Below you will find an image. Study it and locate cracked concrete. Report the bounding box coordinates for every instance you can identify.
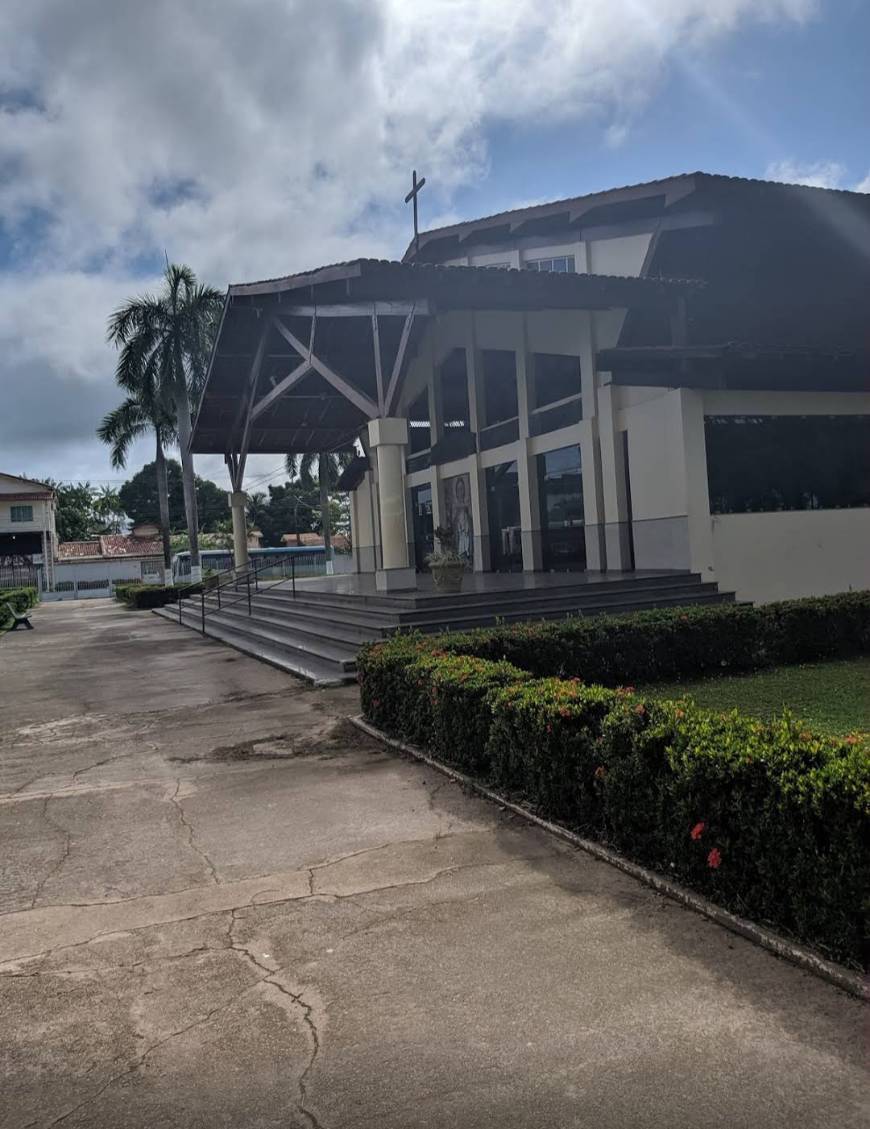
[0,599,866,1128]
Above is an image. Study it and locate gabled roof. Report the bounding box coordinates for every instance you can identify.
[406,171,870,261]
[0,471,55,493]
[193,258,693,457]
[57,535,163,561]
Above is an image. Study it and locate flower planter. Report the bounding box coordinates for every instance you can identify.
[430,562,466,593]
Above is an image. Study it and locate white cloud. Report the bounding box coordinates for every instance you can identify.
[764,159,870,192]
[0,0,817,484]
[764,159,847,189]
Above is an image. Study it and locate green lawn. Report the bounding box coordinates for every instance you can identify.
[643,657,870,737]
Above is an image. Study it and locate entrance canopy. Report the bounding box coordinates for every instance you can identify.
[192,258,696,476]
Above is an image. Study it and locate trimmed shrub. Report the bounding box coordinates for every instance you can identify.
[358,635,528,767]
[115,583,181,609]
[598,699,869,964]
[485,688,869,965]
[762,593,870,665]
[358,593,870,965]
[433,591,870,685]
[0,586,38,629]
[486,678,621,825]
[427,654,531,774]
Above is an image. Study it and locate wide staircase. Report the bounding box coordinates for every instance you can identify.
[155,571,736,686]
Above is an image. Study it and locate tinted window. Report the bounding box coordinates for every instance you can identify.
[408,390,431,454]
[705,415,870,513]
[439,348,470,433]
[481,349,518,426]
[533,354,582,409]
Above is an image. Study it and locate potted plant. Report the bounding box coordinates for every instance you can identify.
[426,526,467,592]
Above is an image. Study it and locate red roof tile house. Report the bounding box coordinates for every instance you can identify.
[52,532,165,598]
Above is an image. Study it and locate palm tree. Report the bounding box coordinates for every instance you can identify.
[285,451,354,558]
[98,355,176,577]
[93,485,124,534]
[108,263,222,579]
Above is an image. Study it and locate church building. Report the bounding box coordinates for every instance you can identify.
[192,172,869,608]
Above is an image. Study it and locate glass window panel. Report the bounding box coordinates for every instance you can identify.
[537,445,586,571]
[481,349,518,426]
[532,353,582,409]
[485,462,522,572]
[705,415,870,513]
[439,348,470,433]
[411,484,434,570]
[408,390,431,454]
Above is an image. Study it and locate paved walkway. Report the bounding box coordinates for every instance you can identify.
[0,600,865,1128]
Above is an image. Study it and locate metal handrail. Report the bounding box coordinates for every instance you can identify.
[176,553,317,634]
[176,557,263,627]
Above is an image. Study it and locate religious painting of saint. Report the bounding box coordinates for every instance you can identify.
[443,473,473,563]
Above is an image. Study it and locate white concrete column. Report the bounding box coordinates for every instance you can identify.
[518,442,543,571]
[228,491,249,570]
[369,417,415,590]
[680,389,716,579]
[598,382,632,570]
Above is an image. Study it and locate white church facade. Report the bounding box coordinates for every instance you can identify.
[193,173,870,605]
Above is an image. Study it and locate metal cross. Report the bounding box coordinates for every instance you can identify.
[404,169,426,257]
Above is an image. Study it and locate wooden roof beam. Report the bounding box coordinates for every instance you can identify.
[272,317,379,419]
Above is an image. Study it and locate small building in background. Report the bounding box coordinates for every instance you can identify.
[0,473,57,590]
[52,531,164,599]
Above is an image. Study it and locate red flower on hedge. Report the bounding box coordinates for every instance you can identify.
[690,821,705,841]
[707,847,722,869]
[634,703,646,716]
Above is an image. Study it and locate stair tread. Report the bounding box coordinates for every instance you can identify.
[176,606,358,668]
[153,608,354,685]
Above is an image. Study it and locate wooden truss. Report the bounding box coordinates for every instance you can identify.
[225,300,426,489]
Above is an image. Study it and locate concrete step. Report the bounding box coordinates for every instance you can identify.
[266,571,707,613]
[248,573,714,620]
[152,607,356,685]
[239,578,725,633]
[184,607,358,671]
[201,603,375,657]
[156,573,737,686]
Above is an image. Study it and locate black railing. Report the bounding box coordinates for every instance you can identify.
[176,552,326,634]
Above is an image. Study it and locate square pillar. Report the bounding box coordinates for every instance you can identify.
[369,417,416,591]
[228,491,249,569]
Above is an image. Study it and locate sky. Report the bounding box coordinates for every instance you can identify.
[0,0,867,494]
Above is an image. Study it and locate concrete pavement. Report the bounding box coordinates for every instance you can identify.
[0,599,866,1128]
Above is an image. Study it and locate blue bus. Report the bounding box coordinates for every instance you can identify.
[172,545,326,584]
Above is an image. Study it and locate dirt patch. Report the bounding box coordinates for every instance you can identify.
[167,717,379,764]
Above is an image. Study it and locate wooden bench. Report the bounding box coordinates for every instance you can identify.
[3,603,34,630]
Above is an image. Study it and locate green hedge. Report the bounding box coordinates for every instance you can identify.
[359,634,529,771]
[358,592,870,966]
[115,583,181,609]
[429,591,870,685]
[487,683,868,966]
[0,586,38,629]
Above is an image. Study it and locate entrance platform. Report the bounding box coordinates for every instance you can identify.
[157,569,735,686]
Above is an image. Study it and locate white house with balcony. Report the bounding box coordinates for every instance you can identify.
[0,473,57,589]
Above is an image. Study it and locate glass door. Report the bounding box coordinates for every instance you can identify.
[485,461,522,572]
[537,445,586,571]
[411,484,434,571]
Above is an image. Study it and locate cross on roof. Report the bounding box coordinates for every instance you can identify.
[404,169,426,257]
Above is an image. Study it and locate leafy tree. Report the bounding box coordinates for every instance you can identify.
[118,459,228,533]
[248,481,320,547]
[45,481,100,542]
[108,263,223,576]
